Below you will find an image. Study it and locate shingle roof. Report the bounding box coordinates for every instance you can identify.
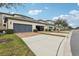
[0,12,13,16]
[0,12,34,19]
[13,14,34,19]
[0,12,54,25]
[6,17,49,25]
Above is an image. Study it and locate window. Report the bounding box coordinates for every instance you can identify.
[4,18,8,23]
[3,24,6,27]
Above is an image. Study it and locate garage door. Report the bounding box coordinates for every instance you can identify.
[13,23,32,32]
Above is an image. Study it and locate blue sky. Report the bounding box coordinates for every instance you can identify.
[0,3,79,28]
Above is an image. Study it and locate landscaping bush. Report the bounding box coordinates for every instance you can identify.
[45,29,48,31]
[6,29,14,34]
[45,29,52,32]
[49,29,51,31]
[33,29,38,32]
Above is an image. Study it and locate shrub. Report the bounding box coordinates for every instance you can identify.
[49,29,53,32]
[45,29,51,31]
[33,29,38,32]
[0,30,3,34]
[49,29,51,31]
[6,29,14,34]
[45,29,48,31]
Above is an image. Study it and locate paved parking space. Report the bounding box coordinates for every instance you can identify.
[22,34,65,56]
[16,32,39,38]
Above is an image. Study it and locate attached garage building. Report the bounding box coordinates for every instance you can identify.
[0,12,54,33]
[13,23,32,32]
[5,14,48,33]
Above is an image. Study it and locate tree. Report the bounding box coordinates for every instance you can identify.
[0,3,22,31]
[68,26,73,30]
[0,3,22,9]
[75,27,79,29]
[61,19,68,30]
[62,20,68,27]
[54,18,69,31]
[54,18,63,31]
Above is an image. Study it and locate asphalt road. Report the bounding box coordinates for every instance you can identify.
[70,30,79,56]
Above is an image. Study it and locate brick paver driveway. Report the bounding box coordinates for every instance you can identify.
[16,32,39,38]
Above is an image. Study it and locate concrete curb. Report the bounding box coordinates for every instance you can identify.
[57,31,73,56]
[63,30,72,56]
[57,37,66,56]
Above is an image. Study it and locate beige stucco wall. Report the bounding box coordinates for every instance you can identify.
[0,14,3,30]
[1,14,14,30]
[0,14,9,30]
[7,19,48,32]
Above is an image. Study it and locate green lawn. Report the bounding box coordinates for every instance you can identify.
[0,34,35,56]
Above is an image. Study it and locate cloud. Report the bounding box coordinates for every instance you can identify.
[52,10,79,27]
[53,10,79,21]
[77,3,79,6]
[69,23,74,26]
[28,9,42,15]
[69,10,79,15]
[52,16,59,20]
[69,10,79,19]
[52,14,69,20]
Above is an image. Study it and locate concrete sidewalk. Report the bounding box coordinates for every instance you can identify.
[57,31,72,56]
[63,31,72,56]
[22,34,64,56]
[39,32,68,37]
